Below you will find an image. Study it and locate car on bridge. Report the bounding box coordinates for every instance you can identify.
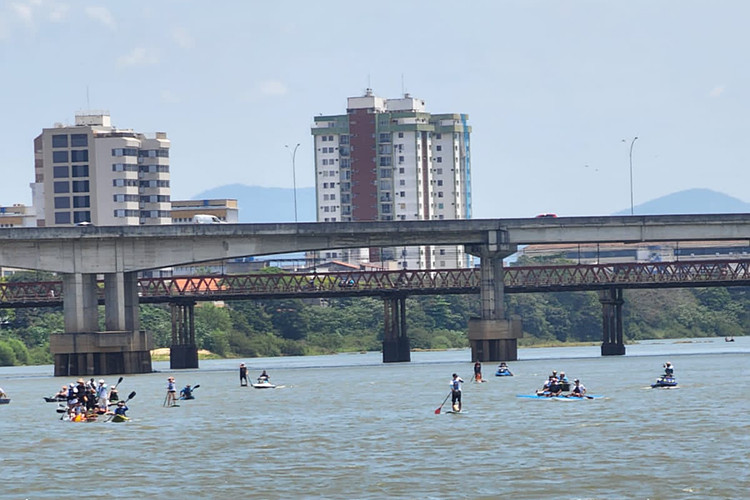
[535,213,557,218]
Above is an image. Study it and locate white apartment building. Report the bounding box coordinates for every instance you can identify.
[32,112,170,226]
[311,90,472,269]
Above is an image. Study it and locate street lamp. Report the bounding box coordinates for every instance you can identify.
[285,143,300,223]
[625,137,638,215]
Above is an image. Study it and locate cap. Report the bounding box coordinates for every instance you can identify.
[240,363,245,366]
[574,378,580,382]
[98,379,105,384]
[117,401,125,405]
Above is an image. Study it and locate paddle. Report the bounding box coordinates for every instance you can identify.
[434,392,451,414]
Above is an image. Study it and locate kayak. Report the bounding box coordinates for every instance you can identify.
[179,395,195,400]
[517,394,602,400]
[0,398,10,405]
[495,370,513,377]
[44,396,67,403]
[110,414,130,423]
[652,377,678,388]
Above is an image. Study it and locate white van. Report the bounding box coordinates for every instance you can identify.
[193,214,225,224]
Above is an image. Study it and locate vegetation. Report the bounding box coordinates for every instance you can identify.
[1,261,748,365]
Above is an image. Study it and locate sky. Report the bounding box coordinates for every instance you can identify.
[1,0,748,219]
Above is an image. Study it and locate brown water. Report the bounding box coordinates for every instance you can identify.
[1,338,748,499]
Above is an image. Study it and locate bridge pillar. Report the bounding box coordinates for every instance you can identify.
[51,272,152,376]
[170,302,199,369]
[466,237,521,362]
[599,287,626,355]
[382,295,410,362]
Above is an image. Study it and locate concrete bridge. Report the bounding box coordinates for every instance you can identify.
[1,214,748,375]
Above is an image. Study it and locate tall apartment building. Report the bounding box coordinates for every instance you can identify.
[311,90,472,269]
[32,112,170,226]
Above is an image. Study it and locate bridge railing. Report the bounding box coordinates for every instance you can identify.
[1,259,748,306]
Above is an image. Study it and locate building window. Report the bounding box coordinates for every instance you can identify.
[379,133,391,143]
[73,211,91,224]
[437,180,443,186]
[55,212,71,224]
[379,156,392,166]
[398,156,404,164]
[340,135,350,145]
[328,135,333,141]
[436,133,442,139]
[437,157,442,163]
[398,132,404,138]
[53,166,69,178]
[54,197,70,209]
[71,165,89,177]
[52,135,68,148]
[72,180,90,192]
[436,145,442,151]
[399,180,405,186]
[399,167,405,174]
[70,134,88,147]
[73,196,90,208]
[53,181,69,193]
[52,151,68,163]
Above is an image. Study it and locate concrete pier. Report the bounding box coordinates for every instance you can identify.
[600,287,626,355]
[170,302,199,369]
[382,295,410,362]
[52,271,151,376]
[466,234,522,361]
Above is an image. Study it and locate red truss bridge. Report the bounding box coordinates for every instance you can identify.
[1,259,748,307]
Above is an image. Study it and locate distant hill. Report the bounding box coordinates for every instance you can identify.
[194,185,749,222]
[613,188,750,215]
[193,184,317,223]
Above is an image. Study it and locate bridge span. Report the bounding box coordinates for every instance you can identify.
[1,214,748,376]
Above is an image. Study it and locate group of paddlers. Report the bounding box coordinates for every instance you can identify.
[536,370,587,397]
[53,377,128,421]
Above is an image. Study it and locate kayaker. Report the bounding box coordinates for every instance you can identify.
[240,363,248,387]
[258,370,270,382]
[663,362,674,377]
[165,377,178,407]
[54,385,68,399]
[180,385,194,399]
[450,373,464,412]
[569,378,587,398]
[113,401,128,417]
[497,362,512,375]
[0,387,6,398]
[109,386,119,402]
[473,361,482,382]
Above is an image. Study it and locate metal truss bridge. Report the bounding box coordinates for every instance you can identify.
[1,259,748,308]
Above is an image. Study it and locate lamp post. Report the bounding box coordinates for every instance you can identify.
[628,136,638,215]
[285,143,300,223]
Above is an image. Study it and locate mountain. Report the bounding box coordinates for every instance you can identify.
[613,188,750,215]
[193,184,317,223]
[193,185,749,222]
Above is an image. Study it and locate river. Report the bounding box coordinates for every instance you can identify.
[0,337,748,499]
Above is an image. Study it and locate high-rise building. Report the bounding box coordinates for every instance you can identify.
[311,90,472,269]
[32,112,171,227]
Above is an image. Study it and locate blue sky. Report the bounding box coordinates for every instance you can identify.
[1,0,748,218]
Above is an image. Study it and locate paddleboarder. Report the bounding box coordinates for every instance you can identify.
[165,377,178,407]
[450,373,464,412]
[663,362,674,377]
[240,363,248,387]
[473,361,483,382]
